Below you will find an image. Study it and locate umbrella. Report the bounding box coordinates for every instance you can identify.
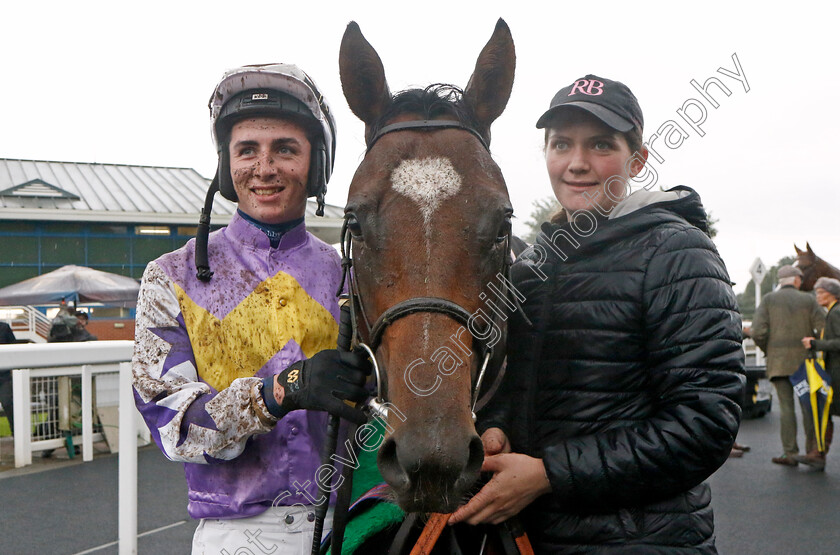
[790,352,834,452]
[0,265,140,307]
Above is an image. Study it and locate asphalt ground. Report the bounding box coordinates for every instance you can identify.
[0,443,192,555]
[1,404,838,555]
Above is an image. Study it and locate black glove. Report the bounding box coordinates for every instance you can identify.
[262,349,370,424]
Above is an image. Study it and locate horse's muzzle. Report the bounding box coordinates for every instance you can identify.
[377,430,484,513]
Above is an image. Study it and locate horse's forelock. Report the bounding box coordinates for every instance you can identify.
[366,84,482,145]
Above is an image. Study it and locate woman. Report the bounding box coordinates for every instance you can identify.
[450,75,745,553]
[800,276,840,467]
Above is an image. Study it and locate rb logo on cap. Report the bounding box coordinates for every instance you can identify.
[568,79,604,96]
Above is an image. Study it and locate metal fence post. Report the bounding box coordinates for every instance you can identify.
[118,361,137,554]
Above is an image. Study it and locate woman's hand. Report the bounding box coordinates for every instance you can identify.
[802,336,815,349]
[481,427,511,456]
[448,452,551,526]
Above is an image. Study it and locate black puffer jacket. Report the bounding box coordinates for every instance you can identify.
[481,187,745,553]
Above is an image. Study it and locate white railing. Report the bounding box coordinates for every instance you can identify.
[1,305,52,342]
[0,341,142,554]
[11,365,119,465]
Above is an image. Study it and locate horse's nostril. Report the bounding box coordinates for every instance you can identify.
[457,435,485,489]
[377,437,410,491]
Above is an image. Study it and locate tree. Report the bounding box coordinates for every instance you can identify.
[736,256,796,319]
[706,210,718,239]
[521,197,560,243]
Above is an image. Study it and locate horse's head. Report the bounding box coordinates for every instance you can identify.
[339,20,515,512]
[794,242,818,291]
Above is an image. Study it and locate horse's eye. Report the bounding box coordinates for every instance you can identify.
[346,215,363,239]
[495,215,512,245]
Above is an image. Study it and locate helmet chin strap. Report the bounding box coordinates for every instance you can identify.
[195,170,220,282]
[217,146,238,202]
[307,139,328,216]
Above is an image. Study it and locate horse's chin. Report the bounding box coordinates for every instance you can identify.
[389,474,479,514]
[393,491,463,515]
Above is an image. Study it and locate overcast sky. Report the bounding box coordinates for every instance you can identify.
[2,1,837,293]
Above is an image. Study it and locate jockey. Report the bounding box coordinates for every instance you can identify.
[132,63,370,554]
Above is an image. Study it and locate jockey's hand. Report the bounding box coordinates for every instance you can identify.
[263,349,370,424]
[481,427,511,456]
[802,336,816,349]
[448,453,551,526]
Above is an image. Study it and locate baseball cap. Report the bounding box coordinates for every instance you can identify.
[536,75,643,135]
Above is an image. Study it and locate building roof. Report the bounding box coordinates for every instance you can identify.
[0,158,344,227]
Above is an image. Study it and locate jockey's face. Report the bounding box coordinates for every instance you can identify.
[229,117,311,225]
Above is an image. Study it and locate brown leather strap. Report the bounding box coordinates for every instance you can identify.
[513,532,535,555]
[505,516,535,555]
[409,513,451,555]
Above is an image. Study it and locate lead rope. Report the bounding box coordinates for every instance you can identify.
[407,513,535,554]
[311,303,353,555]
[408,513,451,555]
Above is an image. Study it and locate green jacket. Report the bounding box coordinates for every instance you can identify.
[752,285,825,378]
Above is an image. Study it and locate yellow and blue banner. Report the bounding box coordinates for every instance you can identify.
[790,356,834,452]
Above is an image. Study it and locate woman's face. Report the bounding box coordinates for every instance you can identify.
[545,111,645,215]
[815,287,837,308]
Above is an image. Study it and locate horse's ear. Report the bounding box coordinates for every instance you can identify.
[339,21,391,127]
[806,242,814,254]
[794,243,803,255]
[463,18,516,135]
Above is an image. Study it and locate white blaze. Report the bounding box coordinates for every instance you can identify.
[391,158,462,225]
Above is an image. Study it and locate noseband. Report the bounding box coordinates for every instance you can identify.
[338,118,508,420]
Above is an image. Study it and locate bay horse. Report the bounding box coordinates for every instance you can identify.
[338,19,515,515]
[794,243,840,291]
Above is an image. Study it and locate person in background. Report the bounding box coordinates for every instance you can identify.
[47,304,78,343]
[799,276,840,468]
[752,265,826,466]
[0,321,17,435]
[0,321,13,344]
[72,311,97,341]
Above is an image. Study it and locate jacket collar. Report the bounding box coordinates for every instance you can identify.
[536,186,706,263]
[225,211,307,251]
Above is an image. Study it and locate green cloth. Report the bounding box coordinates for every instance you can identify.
[327,420,405,554]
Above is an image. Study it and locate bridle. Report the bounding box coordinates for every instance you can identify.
[367,119,490,152]
[337,118,512,420]
[338,222,505,421]
[317,118,523,555]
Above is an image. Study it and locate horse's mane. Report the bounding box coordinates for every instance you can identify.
[366,84,483,145]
